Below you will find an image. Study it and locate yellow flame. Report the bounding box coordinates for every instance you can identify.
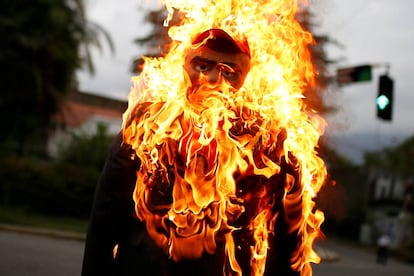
[123,0,327,275]
[112,244,119,259]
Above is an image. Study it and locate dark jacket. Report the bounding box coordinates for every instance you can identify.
[81,133,300,276]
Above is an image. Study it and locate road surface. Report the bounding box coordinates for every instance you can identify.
[0,229,413,275]
[0,230,83,276]
[313,238,414,276]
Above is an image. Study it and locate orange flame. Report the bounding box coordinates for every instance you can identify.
[122,0,326,275]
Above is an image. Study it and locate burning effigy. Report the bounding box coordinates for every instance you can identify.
[122,0,327,275]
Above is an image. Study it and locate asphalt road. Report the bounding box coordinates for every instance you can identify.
[0,230,83,276]
[0,229,413,276]
[313,238,414,276]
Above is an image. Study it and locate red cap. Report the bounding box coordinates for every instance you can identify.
[192,29,250,58]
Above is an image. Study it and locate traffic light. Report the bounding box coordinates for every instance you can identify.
[376,75,393,121]
[337,65,372,84]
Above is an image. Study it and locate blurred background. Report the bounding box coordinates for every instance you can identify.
[0,0,413,265]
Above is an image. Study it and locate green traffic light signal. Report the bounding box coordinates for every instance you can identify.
[376,75,393,121]
[376,95,390,110]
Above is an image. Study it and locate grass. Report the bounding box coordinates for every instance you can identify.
[0,206,88,234]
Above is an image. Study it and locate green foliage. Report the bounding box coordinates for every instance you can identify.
[363,135,414,174]
[1,1,79,146]
[0,157,98,218]
[0,206,88,234]
[0,0,113,156]
[0,124,115,218]
[57,123,115,171]
[316,139,371,237]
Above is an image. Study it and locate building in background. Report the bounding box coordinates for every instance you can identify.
[48,91,127,157]
[361,168,413,252]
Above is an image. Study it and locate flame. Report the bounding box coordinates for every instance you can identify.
[122,0,327,275]
[112,244,119,259]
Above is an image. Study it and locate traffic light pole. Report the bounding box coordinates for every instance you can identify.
[336,62,394,122]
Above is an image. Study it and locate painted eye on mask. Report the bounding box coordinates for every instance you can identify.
[217,63,241,82]
[192,59,214,73]
[189,57,242,84]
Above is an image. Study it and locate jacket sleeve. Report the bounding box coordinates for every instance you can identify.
[81,132,141,276]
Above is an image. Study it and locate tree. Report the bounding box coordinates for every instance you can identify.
[57,123,115,171]
[131,7,180,73]
[363,135,414,175]
[295,5,340,114]
[0,0,114,156]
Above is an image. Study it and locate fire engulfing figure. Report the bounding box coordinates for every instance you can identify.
[122,0,327,275]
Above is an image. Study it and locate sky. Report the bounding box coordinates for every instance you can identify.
[77,0,414,164]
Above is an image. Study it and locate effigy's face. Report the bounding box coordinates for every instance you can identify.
[183,46,250,90]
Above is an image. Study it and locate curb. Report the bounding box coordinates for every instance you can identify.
[314,244,341,262]
[0,223,86,241]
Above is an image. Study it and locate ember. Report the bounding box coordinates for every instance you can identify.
[122,0,327,275]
